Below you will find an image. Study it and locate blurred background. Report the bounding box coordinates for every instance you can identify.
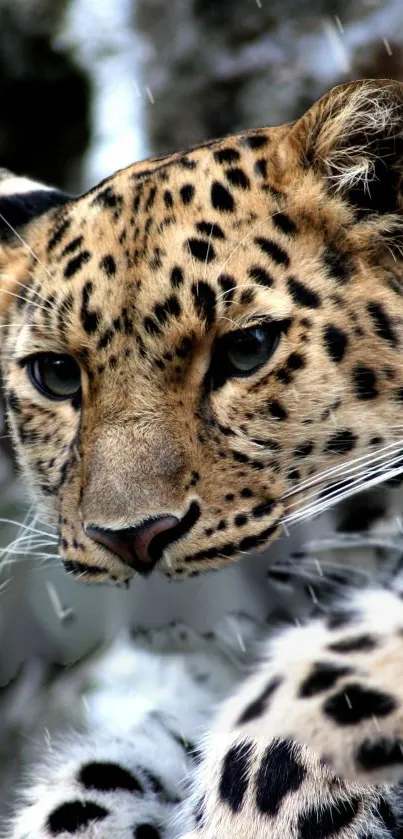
[0,0,402,821]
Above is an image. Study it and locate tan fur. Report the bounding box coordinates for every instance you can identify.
[1,79,403,586]
[4,78,403,839]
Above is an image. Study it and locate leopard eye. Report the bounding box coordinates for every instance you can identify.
[209,322,282,390]
[27,354,81,401]
[225,325,279,375]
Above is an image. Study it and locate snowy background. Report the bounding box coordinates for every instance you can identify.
[0,0,402,818]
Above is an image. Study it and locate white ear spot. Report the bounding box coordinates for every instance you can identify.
[0,169,53,197]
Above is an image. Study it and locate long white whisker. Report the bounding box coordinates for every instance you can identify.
[0,288,50,313]
[0,271,51,305]
[1,551,58,562]
[285,448,403,514]
[284,459,403,525]
[283,438,403,500]
[0,517,57,538]
[1,534,58,551]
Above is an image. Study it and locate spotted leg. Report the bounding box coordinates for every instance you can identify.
[182,586,403,838]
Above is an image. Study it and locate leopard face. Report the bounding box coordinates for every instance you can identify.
[1,79,403,585]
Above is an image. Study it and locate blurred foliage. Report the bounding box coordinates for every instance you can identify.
[0,0,90,191]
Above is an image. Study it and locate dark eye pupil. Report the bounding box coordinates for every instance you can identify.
[29,354,81,400]
[227,326,276,373]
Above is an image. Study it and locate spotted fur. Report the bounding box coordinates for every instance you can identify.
[1,80,403,584]
[4,79,403,839]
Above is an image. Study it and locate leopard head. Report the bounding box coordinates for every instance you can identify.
[1,79,403,585]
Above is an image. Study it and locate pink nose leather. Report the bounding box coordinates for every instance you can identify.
[86,515,180,575]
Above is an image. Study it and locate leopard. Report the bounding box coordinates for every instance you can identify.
[4,78,403,838]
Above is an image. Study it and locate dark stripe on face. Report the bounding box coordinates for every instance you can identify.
[287,277,320,308]
[255,237,290,267]
[64,251,91,279]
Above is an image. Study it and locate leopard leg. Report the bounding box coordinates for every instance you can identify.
[211,586,403,786]
[181,586,403,838]
[182,736,402,839]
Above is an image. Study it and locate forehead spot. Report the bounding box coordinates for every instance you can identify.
[91,186,122,210]
[225,168,250,190]
[352,365,378,400]
[218,274,236,305]
[254,237,289,267]
[248,266,274,288]
[191,282,216,328]
[180,184,195,205]
[242,134,269,149]
[287,277,321,309]
[99,255,116,277]
[47,217,71,252]
[211,181,235,213]
[81,281,99,334]
[64,251,91,280]
[272,213,297,236]
[170,266,184,287]
[186,238,216,263]
[60,236,84,258]
[195,221,225,240]
[323,324,348,363]
[163,190,173,208]
[214,148,240,165]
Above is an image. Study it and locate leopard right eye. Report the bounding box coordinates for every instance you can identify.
[25,353,82,402]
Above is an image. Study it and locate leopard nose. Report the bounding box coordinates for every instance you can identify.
[85,515,180,576]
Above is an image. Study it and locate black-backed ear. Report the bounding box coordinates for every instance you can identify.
[291,79,403,215]
[0,168,70,242]
[0,170,70,317]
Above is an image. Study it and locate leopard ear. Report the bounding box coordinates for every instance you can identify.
[0,168,69,242]
[0,169,69,315]
[291,79,403,215]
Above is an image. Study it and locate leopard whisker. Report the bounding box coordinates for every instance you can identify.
[283,456,403,525]
[1,534,58,551]
[284,446,403,513]
[283,437,403,500]
[0,271,51,305]
[269,558,373,584]
[0,516,58,539]
[0,288,50,313]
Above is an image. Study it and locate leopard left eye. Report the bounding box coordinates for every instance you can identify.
[25,353,82,402]
[225,325,279,374]
[209,323,281,389]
